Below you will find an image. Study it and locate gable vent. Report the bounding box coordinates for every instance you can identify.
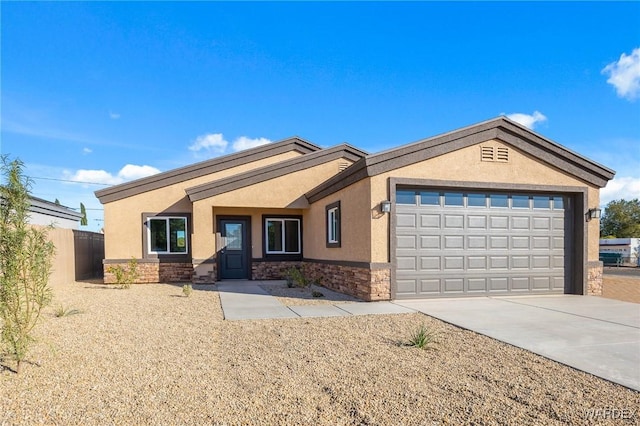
[496,147,509,162]
[481,146,509,163]
[481,146,494,162]
[338,162,349,172]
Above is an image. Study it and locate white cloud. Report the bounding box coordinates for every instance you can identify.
[602,47,640,101]
[189,133,228,153]
[109,111,121,119]
[601,176,640,206]
[65,164,161,186]
[505,111,547,129]
[232,136,272,152]
[82,147,92,154]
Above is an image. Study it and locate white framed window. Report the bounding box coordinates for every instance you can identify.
[328,207,338,243]
[147,216,188,254]
[265,218,301,254]
[325,201,341,247]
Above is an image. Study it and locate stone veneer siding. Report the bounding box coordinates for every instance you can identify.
[192,262,217,284]
[103,261,193,284]
[251,259,391,301]
[586,260,603,296]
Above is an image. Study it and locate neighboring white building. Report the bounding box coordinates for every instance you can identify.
[599,238,640,265]
[27,197,83,229]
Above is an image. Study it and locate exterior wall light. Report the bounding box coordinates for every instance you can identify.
[380,200,392,213]
[586,208,602,221]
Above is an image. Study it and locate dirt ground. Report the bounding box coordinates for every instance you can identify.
[0,281,638,425]
[602,268,640,304]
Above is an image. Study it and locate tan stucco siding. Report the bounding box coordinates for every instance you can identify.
[304,178,372,263]
[103,150,302,259]
[369,139,601,263]
[201,159,352,209]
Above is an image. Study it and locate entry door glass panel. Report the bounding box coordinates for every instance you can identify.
[225,223,243,250]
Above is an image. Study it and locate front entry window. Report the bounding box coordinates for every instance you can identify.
[148,217,187,254]
[265,218,300,254]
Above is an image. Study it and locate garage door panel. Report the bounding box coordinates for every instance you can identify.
[420,279,440,293]
[552,276,564,290]
[397,257,417,271]
[420,256,440,270]
[532,236,551,249]
[444,256,464,270]
[397,235,417,249]
[553,255,564,268]
[532,276,551,290]
[490,216,509,229]
[468,278,487,292]
[443,278,464,293]
[511,216,530,230]
[395,190,567,299]
[396,279,417,295]
[532,255,550,269]
[490,256,509,269]
[421,235,440,249]
[512,277,530,290]
[420,214,440,228]
[444,215,464,228]
[468,215,487,229]
[512,256,530,269]
[467,235,487,249]
[467,256,487,270]
[444,235,464,249]
[397,213,417,228]
[533,217,551,230]
[489,236,508,249]
[553,237,564,249]
[552,217,564,230]
[489,277,508,291]
[512,236,530,249]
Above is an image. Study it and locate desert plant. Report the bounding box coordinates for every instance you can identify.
[182,284,193,297]
[312,290,324,298]
[107,258,139,289]
[0,156,55,374]
[284,267,308,288]
[407,324,437,350]
[54,305,81,318]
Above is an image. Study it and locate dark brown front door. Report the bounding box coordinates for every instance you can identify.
[218,217,250,279]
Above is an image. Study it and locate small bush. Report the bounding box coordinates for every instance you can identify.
[284,267,308,288]
[312,291,324,298]
[407,324,437,350]
[182,284,193,297]
[107,258,139,289]
[54,305,81,318]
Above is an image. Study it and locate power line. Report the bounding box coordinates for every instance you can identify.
[28,176,112,186]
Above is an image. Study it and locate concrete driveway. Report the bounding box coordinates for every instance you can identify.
[394,295,640,391]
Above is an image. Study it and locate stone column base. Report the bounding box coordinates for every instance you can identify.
[586,261,603,295]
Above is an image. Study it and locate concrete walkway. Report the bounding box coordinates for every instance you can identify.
[216,280,415,320]
[395,295,640,391]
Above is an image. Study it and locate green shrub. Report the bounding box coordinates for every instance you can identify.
[312,290,324,298]
[54,305,81,318]
[284,267,308,288]
[107,258,139,289]
[407,324,437,350]
[0,156,55,374]
[182,284,193,297]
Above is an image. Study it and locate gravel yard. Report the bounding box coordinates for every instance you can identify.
[1,281,638,425]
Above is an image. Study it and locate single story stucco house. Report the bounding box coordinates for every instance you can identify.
[95,117,614,300]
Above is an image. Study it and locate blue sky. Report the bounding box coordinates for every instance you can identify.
[2,2,639,232]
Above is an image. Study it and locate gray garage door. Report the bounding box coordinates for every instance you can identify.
[395,190,568,298]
